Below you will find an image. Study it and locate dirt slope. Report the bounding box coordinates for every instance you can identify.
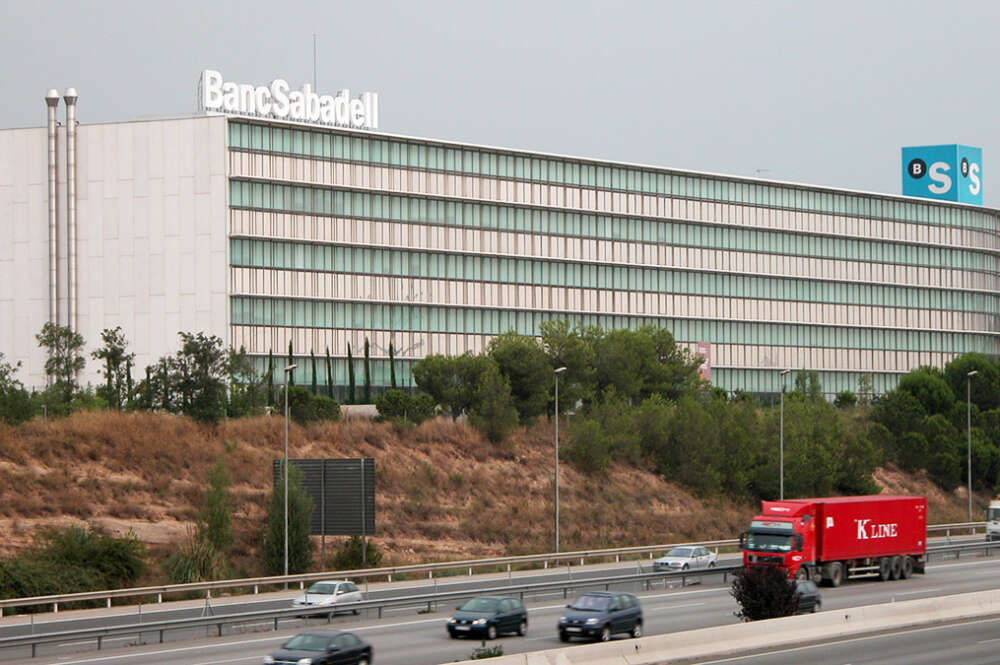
[0,411,978,577]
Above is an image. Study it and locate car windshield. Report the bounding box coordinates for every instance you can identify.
[744,532,793,552]
[459,598,499,612]
[569,595,611,611]
[282,634,332,651]
[306,583,338,595]
[989,507,1000,521]
[667,548,693,558]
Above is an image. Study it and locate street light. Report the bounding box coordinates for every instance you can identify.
[967,370,979,521]
[553,366,567,554]
[779,369,791,501]
[283,363,298,579]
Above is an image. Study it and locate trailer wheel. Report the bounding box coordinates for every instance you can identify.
[889,556,902,580]
[878,557,892,581]
[827,562,843,587]
[900,556,914,579]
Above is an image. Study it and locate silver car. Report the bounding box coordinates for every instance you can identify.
[291,580,364,615]
[653,546,717,571]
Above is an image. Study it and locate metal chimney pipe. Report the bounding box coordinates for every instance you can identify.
[63,88,78,334]
[45,90,60,329]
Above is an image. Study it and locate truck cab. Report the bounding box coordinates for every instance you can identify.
[987,499,1000,541]
[740,501,817,581]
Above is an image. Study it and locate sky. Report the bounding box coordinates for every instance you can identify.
[2,0,998,205]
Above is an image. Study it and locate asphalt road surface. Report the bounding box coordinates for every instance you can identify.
[689,616,1000,665]
[4,549,999,665]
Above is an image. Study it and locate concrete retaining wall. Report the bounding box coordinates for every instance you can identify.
[450,588,1000,665]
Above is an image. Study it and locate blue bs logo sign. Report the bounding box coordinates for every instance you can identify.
[902,144,982,205]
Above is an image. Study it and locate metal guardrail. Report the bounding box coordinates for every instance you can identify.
[1,538,996,659]
[0,522,984,616]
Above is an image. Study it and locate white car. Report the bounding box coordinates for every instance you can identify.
[652,546,717,571]
[291,580,364,615]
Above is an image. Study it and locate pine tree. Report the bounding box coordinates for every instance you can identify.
[261,464,314,575]
[287,340,295,387]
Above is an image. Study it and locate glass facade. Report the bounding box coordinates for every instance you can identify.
[225,120,1000,398]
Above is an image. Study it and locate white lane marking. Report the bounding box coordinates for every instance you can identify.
[645,601,707,612]
[690,616,1000,664]
[892,588,942,596]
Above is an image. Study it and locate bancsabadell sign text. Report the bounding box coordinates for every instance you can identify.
[198,69,379,130]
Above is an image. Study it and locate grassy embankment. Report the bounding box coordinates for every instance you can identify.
[0,411,980,582]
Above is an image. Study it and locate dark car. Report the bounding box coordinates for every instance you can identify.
[794,580,822,613]
[447,596,527,639]
[263,631,372,665]
[558,592,643,642]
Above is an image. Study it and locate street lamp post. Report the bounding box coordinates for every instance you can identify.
[554,366,567,554]
[967,370,978,522]
[779,369,791,501]
[283,363,298,579]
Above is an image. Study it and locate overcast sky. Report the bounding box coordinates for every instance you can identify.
[3,0,997,205]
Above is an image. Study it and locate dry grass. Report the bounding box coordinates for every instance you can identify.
[0,411,966,579]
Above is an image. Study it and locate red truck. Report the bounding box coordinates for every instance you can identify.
[740,495,927,587]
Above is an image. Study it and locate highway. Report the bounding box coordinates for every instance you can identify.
[3,548,1000,665]
[691,616,1000,665]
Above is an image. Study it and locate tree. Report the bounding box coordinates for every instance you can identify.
[262,464,315,575]
[287,341,295,387]
[563,419,613,473]
[36,322,85,399]
[834,391,858,409]
[0,353,34,425]
[310,349,318,395]
[171,332,229,423]
[325,347,334,398]
[731,565,799,621]
[487,332,551,423]
[363,338,372,403]
[413,353,494,420]
[91,327,134,410]
[226,345,264,417]
[347,343,356,404]
[539,319,595,410]
[944,353,1000,412]
[197,457,233,555]
[468,362,519,444]
[793,371,823,402]
[857,373,874,406]
[375,389,436,424]
[389,342,397,389]
[266,349,275,407]
[896,366,955,416]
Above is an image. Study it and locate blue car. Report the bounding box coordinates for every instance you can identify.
[558,592,643,642]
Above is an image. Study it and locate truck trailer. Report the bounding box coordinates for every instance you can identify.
[739,495,927,587]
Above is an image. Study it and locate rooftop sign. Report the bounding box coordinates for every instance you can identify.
[902,144,982,205]
[198,69,379,130]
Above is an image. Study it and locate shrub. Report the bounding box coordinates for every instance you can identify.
[261,465,314,575]
[834,391,857,409]
[284,386,341,424]
[731,565,799,621]
[164,530,229,583]
[563,419,613,473]
[470,641,504,659]
[375,390,436,424]
[330,535,383,570]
